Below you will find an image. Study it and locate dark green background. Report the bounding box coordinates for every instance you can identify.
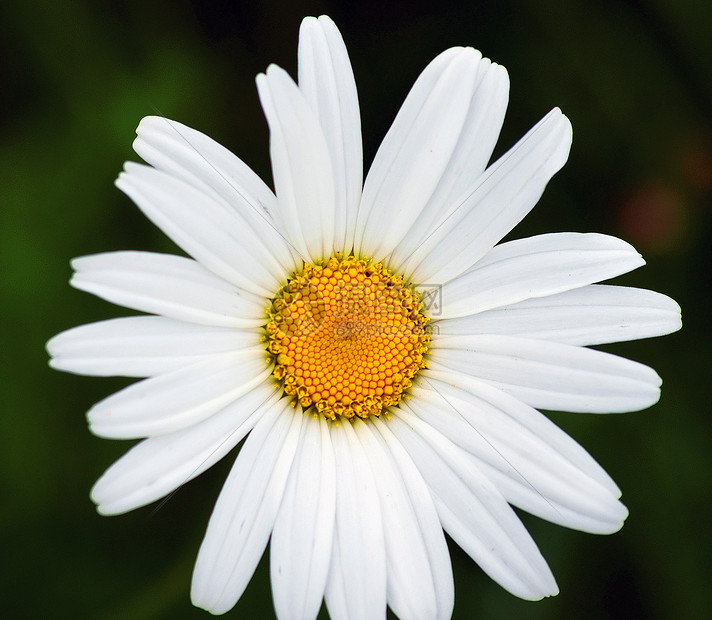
[2,1,709,618]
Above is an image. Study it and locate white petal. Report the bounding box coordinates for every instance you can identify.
[435,284,682,346]
[325,421,387,620]
[116,162,287,296]
[322,533,349,620]
[428,335,662,413]
[298,15,362,253]
[408,377,627,533]
[47,316,261,377]
[352,420,437,620]
[389,405,558,600]
[133,116,300,276]
[271,414,335,620]
[389,58,509,271]
[435,233,644,320]
[257,64,335,262]
[71,251,266,328]
[90,383,279,515]
[355,48,481,262]
[191,401,302,615]
[87,349,272,439]
[133,116,279,224]
[403,108,572,283]
[367,417,455,620]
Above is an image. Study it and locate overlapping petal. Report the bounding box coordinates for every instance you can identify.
[257,64,335,263]
[191,401,302,615]
[87,349,272,439]
[71,251,266,328]
[434,232,645,319]
[369,417,455,620]
[47,316,261,377]
[116,162,288,296]
[354,47,483,261]
[131,116,299,274]
[271,414,336,620]
[436,284,682,345]
[389,404,558,600]
[401,108,572,283]
[428,335,662,413]
[91,383,279,515]
[408,377,627,533]
[325,420,387,620]
[389,58,509,271]
[298,15,362,253]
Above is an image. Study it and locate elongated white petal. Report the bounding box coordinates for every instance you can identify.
[325,421,386,620]
[355,47,482,261]
[404,108,572,283]
[257,64,335,262]
[389,58,509,271]
[47,316,261,377]
[428,335,662,413]
[389,405,558,600]
[87,349,272,439]
[71,251,266,328]
[191,401,303,615]
[408,377,627,533]
[91,383,279,515]
[117,162,286,296]
[435,233,644,319]
[271,414,335,620]
[298,15,362,253]
[133,117,301,274]
[353,419,438,620]
[368,417,455,620]
[133,116,279,224]
[435,284,682,346]
[322,533,349,620]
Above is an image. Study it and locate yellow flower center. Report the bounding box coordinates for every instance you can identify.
[266,255,430,419]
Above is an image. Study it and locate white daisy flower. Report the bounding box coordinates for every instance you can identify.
[47,14,681,620]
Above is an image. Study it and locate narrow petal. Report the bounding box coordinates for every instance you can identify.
[325,421,387,620]
[47,316,261,377]
[90,383,279,515]
[434,233,644,320]
[389,58,509,271]
[270,414,335,620]
[322,534,349,620]
[428,335,662,413]
[408,377,627,533]
[367,417,455,620]
[116,162,288,296]
[355,47,482,261]
[133,116,279,224]
[256,64,335,262]
[435,284,682,346]
[133,116,300,275]
[191,400,302,615]
[389,405,558,600]
[353,419,438,620]
[71,251,266,328]
[87,349,272,439]
[298,15,362,253]
[403,108,572,283]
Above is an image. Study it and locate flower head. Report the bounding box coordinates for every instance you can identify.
[48,15,681,619]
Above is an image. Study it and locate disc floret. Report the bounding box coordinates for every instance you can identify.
[266,254,429,419]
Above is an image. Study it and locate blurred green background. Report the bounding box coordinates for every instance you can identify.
[1,0,710,618]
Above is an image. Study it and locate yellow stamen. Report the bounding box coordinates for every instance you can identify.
[265,254,429,419]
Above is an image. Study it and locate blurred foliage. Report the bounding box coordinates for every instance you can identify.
[1,0,710,618]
